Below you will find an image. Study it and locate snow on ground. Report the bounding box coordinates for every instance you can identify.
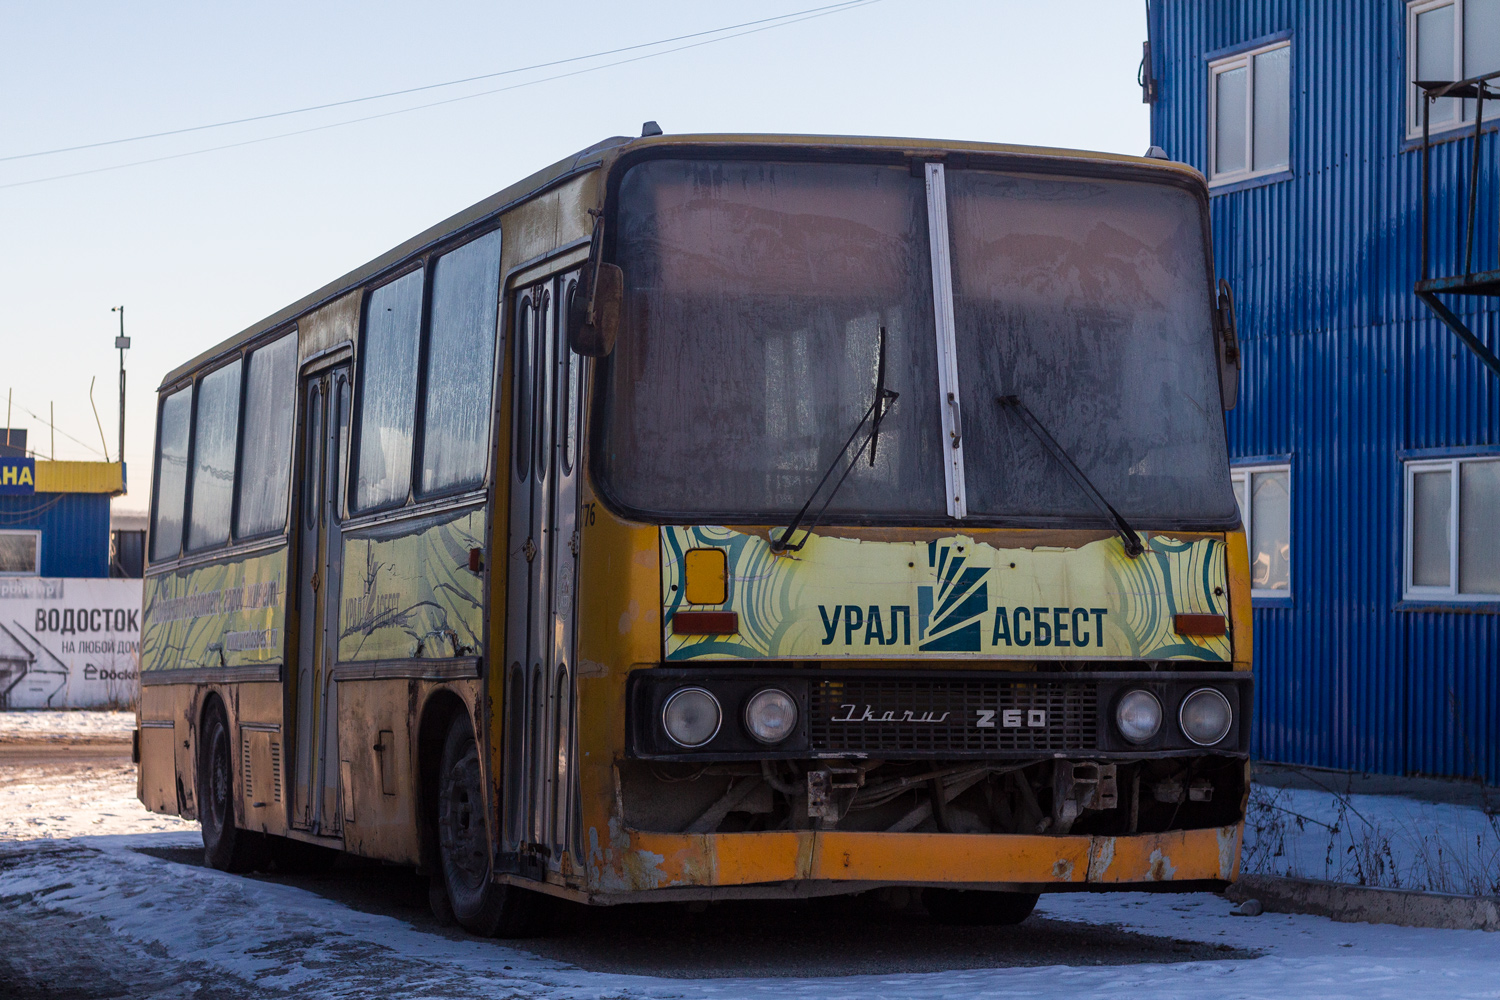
[2,715,1497,998]
[2,833,1498,1000]
[0,709,194,841]
[0,758,197,840]
[0,708,136,740]
[1244,783,1500,895]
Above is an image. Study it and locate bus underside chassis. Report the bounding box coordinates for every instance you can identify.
[618,755,1247,837]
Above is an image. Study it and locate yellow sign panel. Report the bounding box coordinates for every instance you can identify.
[34,461,124,495]
[662,526,1229,661]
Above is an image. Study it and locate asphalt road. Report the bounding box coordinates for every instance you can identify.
[0,739,130,769]
[1,895,235,1000]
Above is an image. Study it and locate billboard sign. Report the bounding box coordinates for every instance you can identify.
[0,578,143,709]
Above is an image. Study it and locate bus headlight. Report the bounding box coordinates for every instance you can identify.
[1179,688,1233,746]
[744,688,798,744]
[1115,689,1162,744]
[661,687,721,748]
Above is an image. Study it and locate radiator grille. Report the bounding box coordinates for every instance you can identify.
[810,677,1099,754]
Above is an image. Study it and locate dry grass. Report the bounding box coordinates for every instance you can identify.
[1243,781,1500,896]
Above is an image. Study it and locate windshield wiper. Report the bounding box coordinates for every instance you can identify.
[770,328,899,553]
[996,395,1146,558]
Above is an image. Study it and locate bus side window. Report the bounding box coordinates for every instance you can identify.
[236,331,297,538]
[552,666,571,848]
[514,295,534,483]
[334,372,350,522]
[150,387,193,562]
[534,288,551,485]
[504,666,526,845]
[421,229,501,495]
[304,382,323,522]
[186,359,242,552]
[354,268,424,512]
[561,278,579,476]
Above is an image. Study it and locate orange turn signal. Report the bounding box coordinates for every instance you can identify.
[683,548,728,605]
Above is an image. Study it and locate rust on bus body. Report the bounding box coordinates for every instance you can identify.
[584,825,1241,894]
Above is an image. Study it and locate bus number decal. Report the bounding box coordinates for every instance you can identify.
[975,708,1048,728]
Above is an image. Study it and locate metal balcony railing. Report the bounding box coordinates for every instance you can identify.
[1415,70,1500,377]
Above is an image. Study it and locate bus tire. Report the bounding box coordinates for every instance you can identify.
[437,716,537,937]
[198,704,266,873]
[923,888,1039,926]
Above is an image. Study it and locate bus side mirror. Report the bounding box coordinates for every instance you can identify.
[1216,279,1240,410]
[568,263,622,358]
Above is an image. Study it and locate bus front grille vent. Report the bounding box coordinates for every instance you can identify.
[809,678,1098,754]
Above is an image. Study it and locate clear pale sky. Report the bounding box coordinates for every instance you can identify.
[0,0,1150,514]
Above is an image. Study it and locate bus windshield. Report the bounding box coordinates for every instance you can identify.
[601,157,1237,528]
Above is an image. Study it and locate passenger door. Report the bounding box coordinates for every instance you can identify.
[502,271,583,873]
[291,365,351,836]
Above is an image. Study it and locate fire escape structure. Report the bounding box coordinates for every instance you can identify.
[1415,71,1500,376]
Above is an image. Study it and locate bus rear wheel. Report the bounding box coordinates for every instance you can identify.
[198,703,266,872]
[437,715,537,937]
[923,888,1039,926]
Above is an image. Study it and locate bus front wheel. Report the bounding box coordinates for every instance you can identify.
[923,888,1039,926]
[437,716,537,937]
[198,703,266,872]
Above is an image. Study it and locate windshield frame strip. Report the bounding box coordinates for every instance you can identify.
[924,162,967,518]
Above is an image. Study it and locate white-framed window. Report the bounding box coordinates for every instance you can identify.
[1407,0,1500,139]
[1231,464,1291,596]
[1208,40,1291,184]
[0,530,41,576]
[1404,456,1500,600]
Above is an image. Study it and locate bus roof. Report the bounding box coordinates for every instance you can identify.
[158,133,1204,391]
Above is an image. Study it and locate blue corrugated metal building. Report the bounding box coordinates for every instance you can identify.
[0,493,112,578]
[0,433,129,579]
[1146,0,1500,781]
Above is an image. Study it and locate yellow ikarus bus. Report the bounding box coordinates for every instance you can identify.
[137,131,1250,934]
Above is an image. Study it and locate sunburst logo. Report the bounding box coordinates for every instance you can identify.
[916,541,990,652]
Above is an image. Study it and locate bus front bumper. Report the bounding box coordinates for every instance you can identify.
[583,823,1242,896]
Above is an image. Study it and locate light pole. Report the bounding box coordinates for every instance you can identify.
[111,306,129,470]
